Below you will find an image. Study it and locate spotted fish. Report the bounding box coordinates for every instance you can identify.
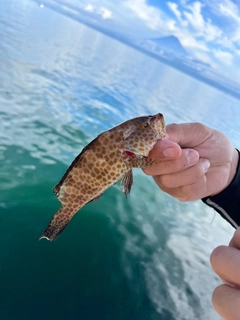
[40,113,166,241]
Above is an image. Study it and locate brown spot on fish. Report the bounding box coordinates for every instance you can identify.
[39,113,166,241]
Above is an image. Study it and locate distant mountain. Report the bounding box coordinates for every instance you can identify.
[149,36,187,56]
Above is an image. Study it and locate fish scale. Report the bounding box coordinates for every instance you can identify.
[40,113,166,241]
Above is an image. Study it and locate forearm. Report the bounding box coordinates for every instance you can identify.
[202,150,240,229]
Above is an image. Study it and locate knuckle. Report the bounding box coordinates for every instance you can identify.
[142,167,152,176]
[180,184,192,197]
[173,152,189,170]
[156,180,169,193]
[194,122,206,129]
[175,184,194,202]
[158,175,171,188]
[167,123,179,134]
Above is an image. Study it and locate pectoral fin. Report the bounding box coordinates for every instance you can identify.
[121,170,133,197]
[129,155,161,168]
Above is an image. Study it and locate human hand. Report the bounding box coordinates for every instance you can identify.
[144,123,239,201]
[210,227,240,319]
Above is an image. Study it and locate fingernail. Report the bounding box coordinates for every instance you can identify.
[188,150,199,165]
[201,158,210,172]
[163,147,177,158]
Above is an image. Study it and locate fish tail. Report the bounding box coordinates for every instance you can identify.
[39,206,76,241]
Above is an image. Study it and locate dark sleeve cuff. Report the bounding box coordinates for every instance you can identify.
[202,149,240,229]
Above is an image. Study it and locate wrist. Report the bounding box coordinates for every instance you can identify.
[209,149,239,197]
[202,149,240,229]
[228,149,240,189]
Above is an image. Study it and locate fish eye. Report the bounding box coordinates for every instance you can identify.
[141,122,149,129]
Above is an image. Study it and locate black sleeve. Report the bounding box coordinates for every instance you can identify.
[202,150,240,229]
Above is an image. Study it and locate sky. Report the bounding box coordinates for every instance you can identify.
[73,0,240,81]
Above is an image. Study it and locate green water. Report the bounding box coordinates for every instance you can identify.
[1,1,240,319]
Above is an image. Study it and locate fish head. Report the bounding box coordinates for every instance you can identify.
[121,113,166,156]
[148,113,166,139]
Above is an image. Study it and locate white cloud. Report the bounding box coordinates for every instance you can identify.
[205,0,240,43]
[124,0,210,56]
[167,2,188,27]
[168,2,182,21]
[83,4,112,20]
[213,49,233,65]
[219,2,240,21]
[179,34,208,51]
[123,0,167,31]
[183,2,205,30]
[182,2,222,42]
[99,7,112,19]
[191,50,215,66]
[168,1,222,43]
[84,4,94,12]
[123,0,240,69]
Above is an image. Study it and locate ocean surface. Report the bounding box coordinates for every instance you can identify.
[1,1,240,319]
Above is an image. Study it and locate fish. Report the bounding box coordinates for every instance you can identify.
[39,113,166,241]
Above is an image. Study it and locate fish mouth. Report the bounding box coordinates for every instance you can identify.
[150,113,166,137]
[151,113,164,122]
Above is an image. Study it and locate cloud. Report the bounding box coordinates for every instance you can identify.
[219,1,240,42]
[129,0,240,67]
[124,0,212,62]
[84,4,94,12]
[179,34,208,51]
[99,7,112,19]
[219,1,240,21]
[169,2,223,42]
[191,50,215,66]
[213,49,233,65]
[183,2,205,30]
[168,2,182,21]
[69,0,240,73]
[124,0,170,31]
[83,3,112,20]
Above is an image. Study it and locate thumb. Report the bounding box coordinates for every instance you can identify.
[166,123,213,148]
[149,138,182,160]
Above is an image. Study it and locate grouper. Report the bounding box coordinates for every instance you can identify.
[40,113,166,241]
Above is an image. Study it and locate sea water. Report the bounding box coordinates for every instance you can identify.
[1,1,240,319]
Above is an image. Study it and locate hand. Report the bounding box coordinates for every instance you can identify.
[144,123,239,201]
[210,227,240,319]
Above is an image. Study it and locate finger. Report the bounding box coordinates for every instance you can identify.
[229,227,240,249]
[154,175,208,201]
[212,284,240,320]
[166,123,213,148]
[154,158,210,189]
[148,139,182,159]
[144,148,199,176]
[210,245,240,286]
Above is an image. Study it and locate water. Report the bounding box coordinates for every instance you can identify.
[1,1,240,319]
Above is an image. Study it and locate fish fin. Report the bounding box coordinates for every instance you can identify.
[121,170,133,197]
[39,207,75,241]
[129,155,161,168]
